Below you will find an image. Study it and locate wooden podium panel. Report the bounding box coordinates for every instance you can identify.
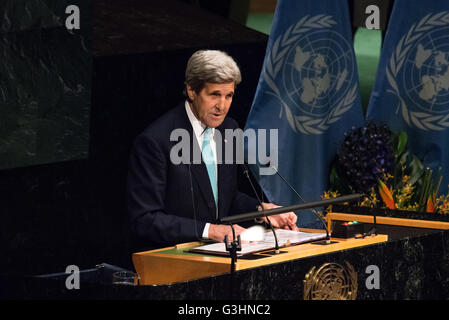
[132,230,388,285]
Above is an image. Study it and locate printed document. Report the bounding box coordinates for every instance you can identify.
[189,229,327,256]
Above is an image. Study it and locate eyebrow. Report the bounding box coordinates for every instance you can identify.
[210,90,234,95]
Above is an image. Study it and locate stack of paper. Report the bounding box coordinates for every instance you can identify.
[189,229,327,256]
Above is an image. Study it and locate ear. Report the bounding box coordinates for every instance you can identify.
[186,84,196,101]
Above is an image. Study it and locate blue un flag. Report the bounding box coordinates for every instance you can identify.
[366,0,449,195]
[244,0,364,227]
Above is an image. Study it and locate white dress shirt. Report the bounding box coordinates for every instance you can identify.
[185,101,218,239]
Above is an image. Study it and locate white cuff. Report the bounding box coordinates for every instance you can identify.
[202,223,210,239]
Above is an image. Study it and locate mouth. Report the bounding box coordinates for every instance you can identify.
[211,113,223,119]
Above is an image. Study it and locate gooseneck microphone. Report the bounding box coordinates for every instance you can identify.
[268,164,332,245]
[242,164,280,254]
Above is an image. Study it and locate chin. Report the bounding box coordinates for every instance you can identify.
[207,119,225,128]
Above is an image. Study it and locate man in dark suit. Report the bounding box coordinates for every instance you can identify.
[127,50,297,248]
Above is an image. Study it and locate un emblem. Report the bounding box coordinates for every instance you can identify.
[263,15,358,135]
[386,11,449,131]
[303,262,358,300]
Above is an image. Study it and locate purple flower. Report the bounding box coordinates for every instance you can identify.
[335,122,394,195]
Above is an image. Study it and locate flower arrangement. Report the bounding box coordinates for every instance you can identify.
[324,122,449,215]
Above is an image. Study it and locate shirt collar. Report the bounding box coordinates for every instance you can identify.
[185,100,215,139]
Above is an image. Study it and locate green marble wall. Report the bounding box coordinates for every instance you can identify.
[0,0,91,170]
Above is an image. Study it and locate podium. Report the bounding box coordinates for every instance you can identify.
[4,212,449,299]
[132,228,388,285]
[127,212,449,300]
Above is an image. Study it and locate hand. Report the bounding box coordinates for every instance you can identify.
[260,202,298,231]
[208,224,246,243]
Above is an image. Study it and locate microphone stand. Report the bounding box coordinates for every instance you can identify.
[243,165,281,254]
[270,165,333,245]
[224,224,241,275]
[224,224,241,299]
[221,194,365,224]
[265,217,280,254]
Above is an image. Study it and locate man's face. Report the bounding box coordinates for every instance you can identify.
[187,82,235,128]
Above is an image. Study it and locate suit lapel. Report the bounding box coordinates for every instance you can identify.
[175,104,217,220]
[216,123,230,221]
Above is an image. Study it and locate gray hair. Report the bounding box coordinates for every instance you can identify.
[184,50,241,98]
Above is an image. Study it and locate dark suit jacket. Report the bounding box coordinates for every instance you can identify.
[127,103,259,248]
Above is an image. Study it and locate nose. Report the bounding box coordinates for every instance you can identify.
[216,96,226,111]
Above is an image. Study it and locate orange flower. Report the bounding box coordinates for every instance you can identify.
[378,180,395,209]
[426,193,436,213]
